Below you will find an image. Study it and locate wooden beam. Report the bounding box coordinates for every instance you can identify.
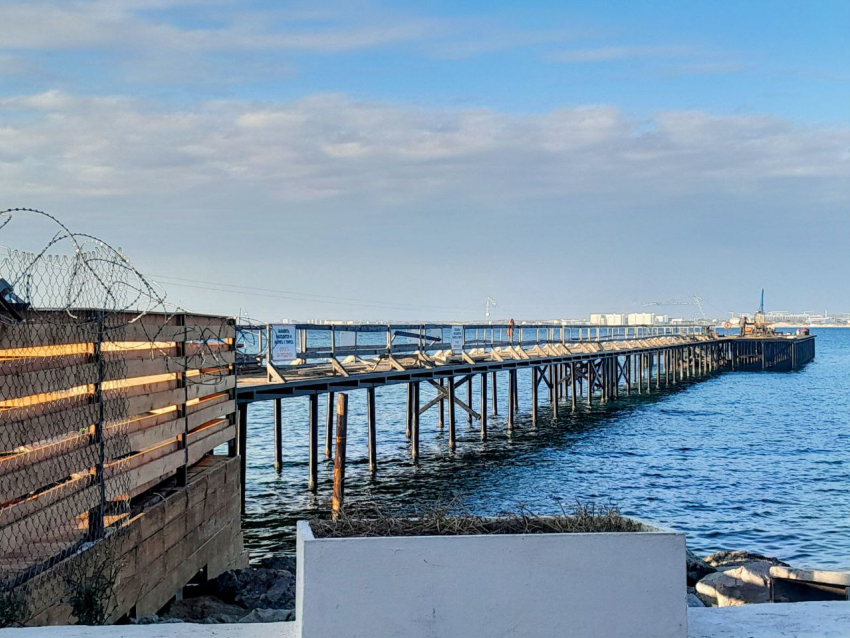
[331,393,348,519]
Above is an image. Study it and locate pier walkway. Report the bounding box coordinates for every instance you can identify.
[233,322,815,497]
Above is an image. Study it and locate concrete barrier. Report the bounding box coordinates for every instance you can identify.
[295,519,687,638]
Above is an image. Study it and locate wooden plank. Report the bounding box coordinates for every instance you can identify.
[187,399,235,431]
[0,362,98,402]
[0,474,89,529]
[0,441,97,504]
[0,483,99,555]
[0,402,97,450]
[187,421,234,465]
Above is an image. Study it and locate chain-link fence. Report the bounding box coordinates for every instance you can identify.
[0,209,237,626]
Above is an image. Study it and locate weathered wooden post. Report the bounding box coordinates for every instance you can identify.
[491,371,498,415]
[467,378,473,425]
[480,372,488,440]
[406,383,413,438]
[367,386,377,474]
[438,378,445,429]
[273,398,283,471]
[331,393,348,519]
[238,405,248,513]
[308,393,319,492]
[570,361,577,411]
[324,392,335,459]
[412,381,420,460]
[448,376,457,450]
[531,367,538,425]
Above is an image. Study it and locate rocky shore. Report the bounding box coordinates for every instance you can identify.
[131,557,296,625]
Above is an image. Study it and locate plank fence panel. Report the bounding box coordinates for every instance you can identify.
[0,310,237,586]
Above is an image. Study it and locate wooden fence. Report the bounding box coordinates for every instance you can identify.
[0,310,237,588]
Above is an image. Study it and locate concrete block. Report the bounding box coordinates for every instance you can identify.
[296,519,688,638]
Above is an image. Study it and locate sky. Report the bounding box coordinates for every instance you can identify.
[0,0,848,321]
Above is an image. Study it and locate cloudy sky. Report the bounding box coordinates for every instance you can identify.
[0,0,847,321]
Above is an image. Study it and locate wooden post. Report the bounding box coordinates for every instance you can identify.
[570,362,577,411]
[324,392,335,459]
[467,377,473,425]
[308,394,319,493]
[412,381,420,460]
[406,383,413,438]
[448,377,457,450]
[238,405,248,513]
[331,393,348,519]
[367,386,377,474]
[438,378,445,429]
[491,371,498,415]
[507,370,515,431]
[531,367,538,425]
[587,361,593,406]
[480,372,488,440]
[656,351,661,388]
[273,398,283,471]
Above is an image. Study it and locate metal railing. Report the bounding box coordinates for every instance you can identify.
[235,322,710,372]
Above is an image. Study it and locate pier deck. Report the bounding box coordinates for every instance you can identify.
[233,323,815,499]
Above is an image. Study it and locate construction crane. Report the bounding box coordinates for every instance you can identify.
[643,296,706,321]
[740,289,774,336]
[485,297,497,318]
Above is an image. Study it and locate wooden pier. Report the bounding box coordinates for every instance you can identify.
[234,323,815,500]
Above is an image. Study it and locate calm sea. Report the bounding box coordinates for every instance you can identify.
[241,328,849,569]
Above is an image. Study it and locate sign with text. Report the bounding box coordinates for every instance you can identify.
[270,324,298,363]
[335,330,356,348]
[451,325,464,353]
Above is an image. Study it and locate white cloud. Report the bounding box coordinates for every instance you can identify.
[1,91,847,207]
[0,1,439,53]
[547,45,699,63]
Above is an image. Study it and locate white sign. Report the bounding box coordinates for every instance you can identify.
[336,330,356,348]
[451,325,464,353]
[270,324,298,363]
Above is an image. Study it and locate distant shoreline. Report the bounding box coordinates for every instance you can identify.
[771,324,849,329]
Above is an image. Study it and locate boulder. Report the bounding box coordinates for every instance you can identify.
[205,565,295,610]
[695,561,773,607]
[687,593,706,608]
[687,549,716,586]
[704,550,788,569]
[238,608,295,623]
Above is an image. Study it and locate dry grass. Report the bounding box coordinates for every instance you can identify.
[310,501,645,539]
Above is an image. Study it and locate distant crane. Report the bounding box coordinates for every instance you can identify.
[643,296,707,322]
[485,297,497,318]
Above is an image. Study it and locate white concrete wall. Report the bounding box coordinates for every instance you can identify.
[296,521,687,638]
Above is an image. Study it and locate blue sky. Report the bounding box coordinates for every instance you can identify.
[0,1,848,319]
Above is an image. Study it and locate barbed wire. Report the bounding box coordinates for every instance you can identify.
[0,209,235,624]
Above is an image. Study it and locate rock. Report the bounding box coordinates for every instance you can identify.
[687,549,716,586]
[687,593,706,608]
[704,550,789,569]
[159,596,248,624]
[695,561,774,607]
[257,555,296,573]
[238,608,295,623]
[205,565,296,610]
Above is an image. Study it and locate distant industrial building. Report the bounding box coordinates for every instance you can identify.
[589,312,671,325]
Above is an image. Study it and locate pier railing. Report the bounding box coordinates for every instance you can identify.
[235,322,709,372]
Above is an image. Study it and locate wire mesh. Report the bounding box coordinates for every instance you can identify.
[0,209,235,625]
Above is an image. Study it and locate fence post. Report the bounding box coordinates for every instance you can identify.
[332,393,348,519]
[89,310,106,540]
[176,313,188,488]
